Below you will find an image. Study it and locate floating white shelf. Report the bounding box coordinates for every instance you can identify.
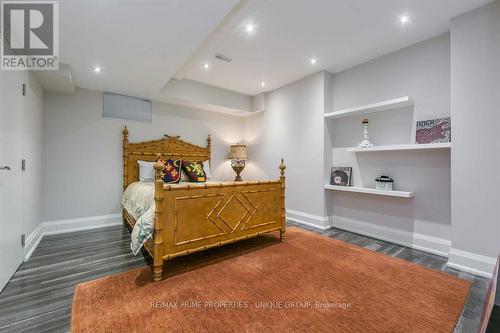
[324,185,414,198]
[324,96,412,119]
[346,142,451,152]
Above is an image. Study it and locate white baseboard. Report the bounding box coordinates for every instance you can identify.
[447,248,496,278]
[330,216,451,257]
[43,213,122,236]
[286,209,331,230]
[329,216,496,278]
[412,233,451,257]
[23,223,44,261]
[23,213,123,261]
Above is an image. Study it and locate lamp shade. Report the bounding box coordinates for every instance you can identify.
[227,144,248,160]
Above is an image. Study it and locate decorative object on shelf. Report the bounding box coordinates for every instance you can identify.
[358,118,374,148]
[331,167,352,186]
[227,143,248,182]
[416,117,451,144]
[375,176,394,191]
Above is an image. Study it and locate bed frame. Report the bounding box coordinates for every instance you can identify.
[122,127,286,281]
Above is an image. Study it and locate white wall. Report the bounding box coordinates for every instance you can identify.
[42,88,244,222]
[244,72,329,228]
[449,0,500,276]
[326,33,452,254]
[0,69,43,265]
[22,72,44,240]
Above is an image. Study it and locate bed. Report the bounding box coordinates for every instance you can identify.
[121,127,286,281]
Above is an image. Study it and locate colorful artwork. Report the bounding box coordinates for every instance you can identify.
[416,117,451,144]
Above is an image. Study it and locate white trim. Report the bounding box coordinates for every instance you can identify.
[287,217,332,231]
[23,224,44,261]
[23,214,123,261]
[346,142,451,153]
[447,248,496,278]
[324,96,412,119]
[328,216,496,278]
[42,213,122,235]
[330,216,451,257]
[412,233,451,257]
[286,209,331,230]
[324,184,414,198]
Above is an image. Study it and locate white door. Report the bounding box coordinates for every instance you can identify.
[0,70,24,292]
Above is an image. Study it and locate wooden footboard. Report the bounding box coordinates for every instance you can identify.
[151,160,286,281]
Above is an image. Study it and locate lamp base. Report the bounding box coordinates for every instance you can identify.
[231,160,246,182]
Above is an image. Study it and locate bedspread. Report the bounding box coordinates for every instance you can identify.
[122,182,156,255]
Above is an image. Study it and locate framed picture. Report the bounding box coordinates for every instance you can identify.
[330,167,352,186]
[416,117,451,144]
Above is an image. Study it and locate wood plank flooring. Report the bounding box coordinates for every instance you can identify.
[0,222,491,333]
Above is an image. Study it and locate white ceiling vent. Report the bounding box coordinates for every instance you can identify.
[215,53,232,63]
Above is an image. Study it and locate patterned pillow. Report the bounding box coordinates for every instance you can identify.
[158,159,181,184]
[181,160,206,182]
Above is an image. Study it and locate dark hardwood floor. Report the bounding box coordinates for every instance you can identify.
[0,222,492,332]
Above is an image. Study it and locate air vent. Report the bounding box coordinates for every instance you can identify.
[103,92,152,123]
[215,53,232,63]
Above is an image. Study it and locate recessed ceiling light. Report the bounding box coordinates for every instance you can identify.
[261,82,266,87]
[310,58,317,65]
[203,63,210,70]
[400,15,409,24]
[93,66,102,73]
[245,23,255,34]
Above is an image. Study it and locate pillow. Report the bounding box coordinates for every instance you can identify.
[181,160,206,182]
[181,160,211,182]
[137,160,155,182]
[203,160,212,180]
[158,159,182,184]
[180,169,190,182]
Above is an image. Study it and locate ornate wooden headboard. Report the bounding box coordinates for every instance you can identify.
[122,127,211,190]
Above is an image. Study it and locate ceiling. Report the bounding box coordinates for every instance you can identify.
[58,0,239,99]
[184,0,493,95]
[58,0,492,99]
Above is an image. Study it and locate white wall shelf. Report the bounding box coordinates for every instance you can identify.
[324,96,412,119]
[324,185,414,198]
[346,142,451,152]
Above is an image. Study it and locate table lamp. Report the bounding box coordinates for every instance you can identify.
[227,144,248,182]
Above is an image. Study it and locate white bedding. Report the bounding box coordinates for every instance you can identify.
[122,181,221,255]
[122,182,155,255]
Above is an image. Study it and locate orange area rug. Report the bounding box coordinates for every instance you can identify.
[72,227,470,332]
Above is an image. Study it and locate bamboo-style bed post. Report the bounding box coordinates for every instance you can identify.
[279,158,286,241]
[122,127,129,226]
[122,126,129,191]
[207,134,212,167]
[153,156,165,282]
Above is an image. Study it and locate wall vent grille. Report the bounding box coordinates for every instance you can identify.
[215,53,232,63]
